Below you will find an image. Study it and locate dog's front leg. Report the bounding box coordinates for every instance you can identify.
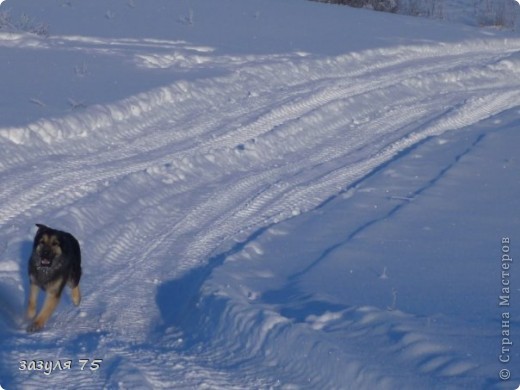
[27,291,61,332]
[27,278,64,332]
[26,282,39,320]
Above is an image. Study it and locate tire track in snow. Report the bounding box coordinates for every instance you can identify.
[1,37,520,388]
[2,41,520,312]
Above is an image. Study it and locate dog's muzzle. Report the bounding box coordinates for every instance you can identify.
[39,248,54,267]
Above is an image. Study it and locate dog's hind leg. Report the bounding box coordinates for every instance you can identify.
[26,282,39,320]
[71,284,81,306]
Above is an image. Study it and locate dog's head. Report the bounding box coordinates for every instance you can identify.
[33,224,63,267]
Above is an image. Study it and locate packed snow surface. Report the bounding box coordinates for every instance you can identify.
[0,0,519,389]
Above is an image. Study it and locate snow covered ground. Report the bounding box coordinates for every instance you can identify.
[0,0,519,389]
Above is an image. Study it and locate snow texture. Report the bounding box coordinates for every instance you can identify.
[0,0,519,389]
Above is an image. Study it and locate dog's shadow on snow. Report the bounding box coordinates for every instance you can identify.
[18,238,33,302]
[0,240,32,329]
[0,240,32,386]
[0,284,20,330]
[19,239,33,276]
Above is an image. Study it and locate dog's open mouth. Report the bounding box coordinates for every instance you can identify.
[40,258,52,267]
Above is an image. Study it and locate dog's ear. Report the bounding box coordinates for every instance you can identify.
[35,224,50,231]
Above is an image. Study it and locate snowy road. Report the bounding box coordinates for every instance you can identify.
[1,0,519,388]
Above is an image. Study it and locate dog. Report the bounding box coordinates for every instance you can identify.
[26,224,82,332]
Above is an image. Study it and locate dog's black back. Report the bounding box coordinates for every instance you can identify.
[29,224,82,291]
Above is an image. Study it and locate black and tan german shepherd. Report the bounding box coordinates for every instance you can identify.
[26,224,82,332]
